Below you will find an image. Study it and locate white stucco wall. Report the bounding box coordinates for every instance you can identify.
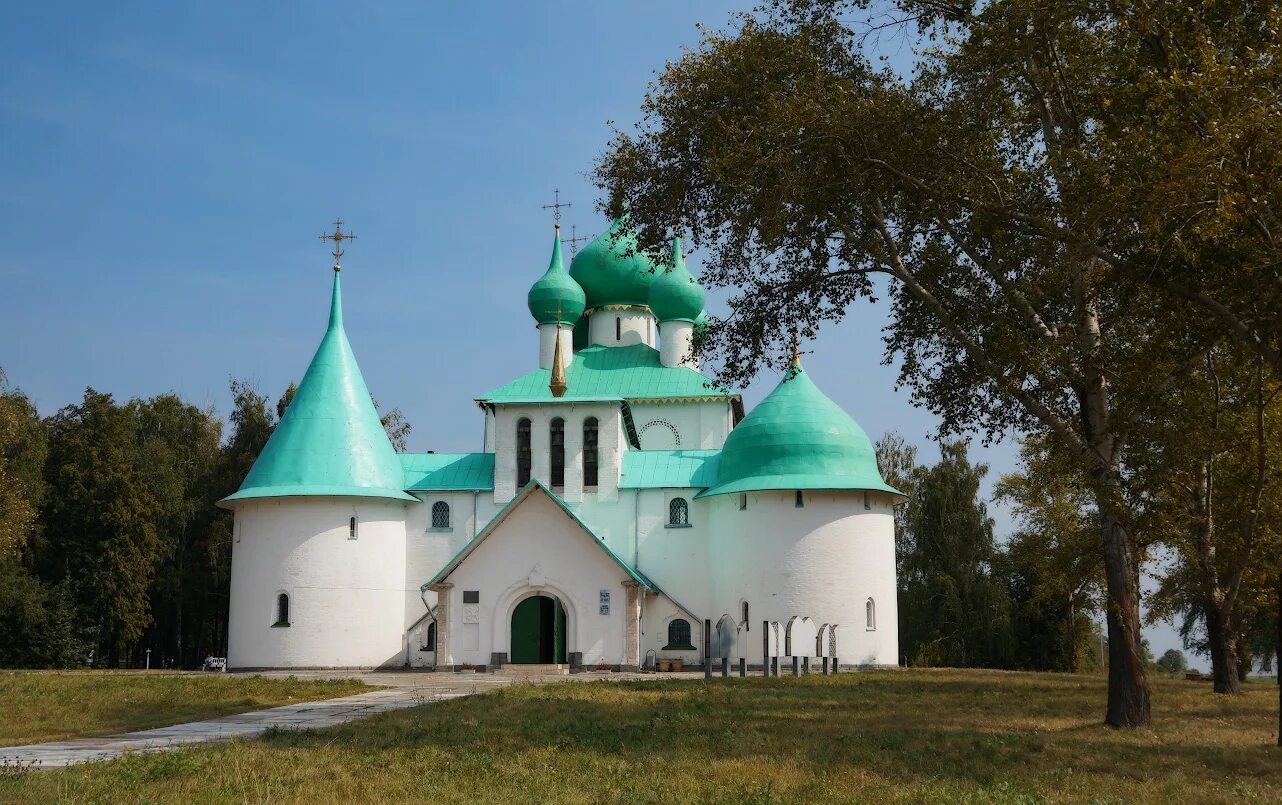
[227,497,413,669]
[705,490,899,667]
[658,320,697,369]
[492,403,622,503]
[629,401,733,450]
[537,323,573,370]
[435,491,643,667]
[588,309,656,347]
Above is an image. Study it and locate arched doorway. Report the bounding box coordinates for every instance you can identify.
[510,594,567,663]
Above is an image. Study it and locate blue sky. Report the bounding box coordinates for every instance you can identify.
[1,1,1186,661]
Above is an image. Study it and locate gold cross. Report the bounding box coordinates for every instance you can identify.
[542,189,572,226]
[319,218,357,270]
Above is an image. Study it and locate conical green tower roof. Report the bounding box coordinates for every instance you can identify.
[221,271,415,505]
[700,362,903,499]
[527,227,586,325]
[569,215,658,309]
[649,237,705,323]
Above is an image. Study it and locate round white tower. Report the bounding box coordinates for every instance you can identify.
[649,237,706,369]
[220,262,416,669]
[527,225,585,370]
[700,358,904,667]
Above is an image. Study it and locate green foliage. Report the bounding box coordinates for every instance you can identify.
[0,563,90,668]
[0,370,47,560]
[1156,649,1189,675]
[893,441,1014,668]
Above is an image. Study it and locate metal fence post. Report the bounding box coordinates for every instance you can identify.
[704,619,712,680]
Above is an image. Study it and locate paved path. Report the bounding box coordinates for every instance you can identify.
[0,670,676,770]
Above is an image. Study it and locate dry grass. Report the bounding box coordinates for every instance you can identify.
[1,669,1279,803]
[0,670,367,746]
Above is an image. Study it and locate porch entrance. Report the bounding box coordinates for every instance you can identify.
[510,594,566,664]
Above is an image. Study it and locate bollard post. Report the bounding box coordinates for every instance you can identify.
[822,657,830,675]
[738,657,746,677]
[771,657,778,677]
[704,619,712,680]
[802,657,810,674]
[721,656,729,677]
[832,656,839,674]
[762,620,770,677]
[792,656,800,676]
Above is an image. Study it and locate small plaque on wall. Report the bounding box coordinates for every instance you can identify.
[599,589,611,616]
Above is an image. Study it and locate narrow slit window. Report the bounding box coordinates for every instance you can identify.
[615,317,622,341]
[348,516,357,540]
[583,417,599,487]
[516,418,532,487]
[424,621,436,651]
[668,497,689,527]
[431,501,450,530]
[864,492,871,511]
[550,417,565,487]
[795,490,804,508]
[742,601,749,628]
[739,493,747,511]
[866,598,876,631]
[274,593,290,626]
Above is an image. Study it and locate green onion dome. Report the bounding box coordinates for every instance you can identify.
[649,237,706,323]
[569,216,658,310]
[701,362,904,500]
[527,227,586,325]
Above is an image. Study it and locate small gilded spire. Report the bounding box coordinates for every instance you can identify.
[550,319,568,398]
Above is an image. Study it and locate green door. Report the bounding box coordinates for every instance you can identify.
[510,595,568,664]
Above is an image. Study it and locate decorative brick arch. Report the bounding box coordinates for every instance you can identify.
[638,419,681,448]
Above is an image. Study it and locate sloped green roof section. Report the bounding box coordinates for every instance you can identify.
[401,452,495,491]
[698,364,904,500]
[424,480,658,590]
[478,344,734,404]
[222,271,416,506]
[620,450,720,489]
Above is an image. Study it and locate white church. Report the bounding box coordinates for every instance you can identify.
[219,218,904,671]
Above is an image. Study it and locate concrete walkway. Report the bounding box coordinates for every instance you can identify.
[0,669,672,769]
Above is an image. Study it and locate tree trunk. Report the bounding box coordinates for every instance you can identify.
[1276,568,1280,747]
[1236,633,1252,683]
[1066,595,1079,673]
[1099,508,1152,727]
[1205,601,1243,694]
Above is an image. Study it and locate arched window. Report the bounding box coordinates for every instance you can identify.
[742,601,750,628]
[424,621,437,651]
[274,593,290,626]
[550,417,565,487]
[866,598,876,631]
[582,417,599,488]
[665,618,694,650]
[431,501,450,530]
[795,490,805,508]
[516,418,532,487]
[615,317,622,341]
[667,497,690,527]
[348,516,357,540]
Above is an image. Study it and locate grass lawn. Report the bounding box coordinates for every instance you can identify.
[1,669,1278,803]
[0,671,367,746]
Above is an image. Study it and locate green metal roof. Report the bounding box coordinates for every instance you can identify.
[648,237,705,323]
[221,271,416,506]
[698,363,904,500]
[527,228,586,325]
[619,450,720,489]
[401,453,495,491]
[478,344,734,404]
[568,215,658,310]
[424,480,658,591]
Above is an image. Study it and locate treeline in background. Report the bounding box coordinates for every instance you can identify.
[0,374,408,670]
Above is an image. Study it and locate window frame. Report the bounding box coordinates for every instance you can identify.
[663,617,696,650]
[516,417,532,487]
[429,500,452,532]
[582,417,599,488]
[666,496,691,528]
[866,598,877,631]
[348,515,358,540]
[273,592,290,627]
[550,417,565,488]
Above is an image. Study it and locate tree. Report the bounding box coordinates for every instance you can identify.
[897,442,1013,668]
[1136,348,1281,693]
[592,0,1272,727]
[994,437,1102,672]
[0,370,47,561]
[1156,649,1189,675]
